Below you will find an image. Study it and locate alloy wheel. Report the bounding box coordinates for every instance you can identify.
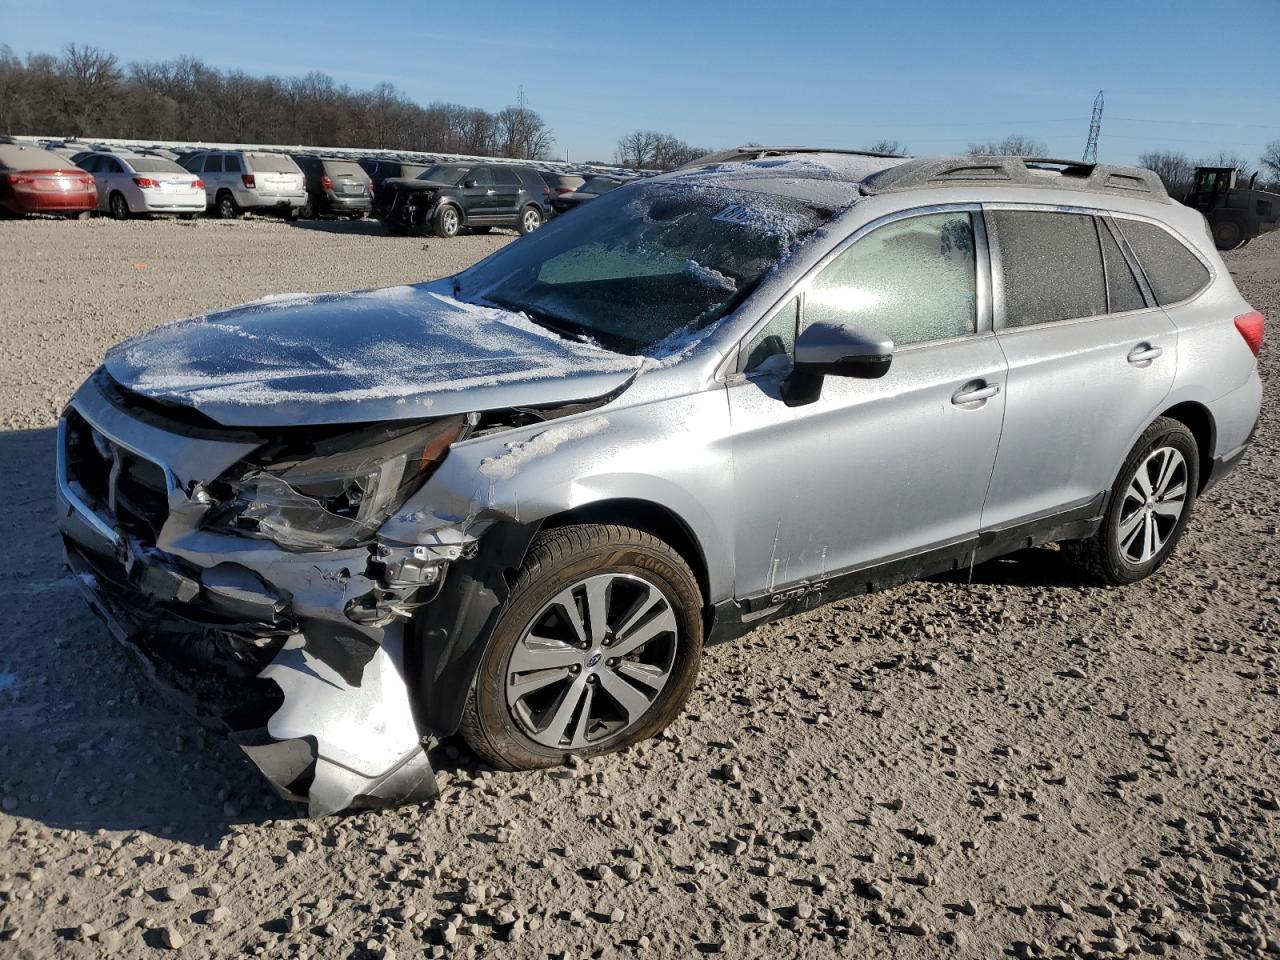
[504,573,677,750]
[1116,445,1187,564]
[440,207,458,235]
[522,209,541,232]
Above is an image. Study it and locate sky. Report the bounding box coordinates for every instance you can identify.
[2,0,1278,166]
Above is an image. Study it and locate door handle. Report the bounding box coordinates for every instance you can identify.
[951,381,1000,405]
[1127,343,1163,364]
[485,189,495,195]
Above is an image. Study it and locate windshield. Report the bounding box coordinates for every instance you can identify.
[418,164,470,185]
[458,181,829,354]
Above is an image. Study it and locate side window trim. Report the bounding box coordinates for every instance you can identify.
[729,202,990,375]
[1100,215,1156,310]
[985,203,1114,331]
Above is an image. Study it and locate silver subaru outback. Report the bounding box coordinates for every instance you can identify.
[57,151,1264,815]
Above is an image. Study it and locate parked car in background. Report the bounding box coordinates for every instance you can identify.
[539,172,586,205]
[359,158,430,197]
[0,144,96,218]
[182,150,306,219]
[549,175,626,214]
[75,152,205,219]
[291,155,373,219]
[379,162,550,237]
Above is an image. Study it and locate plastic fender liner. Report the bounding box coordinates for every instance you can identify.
[406,520,542,739]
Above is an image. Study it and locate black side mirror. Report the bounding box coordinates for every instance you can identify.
[783,320,893,406]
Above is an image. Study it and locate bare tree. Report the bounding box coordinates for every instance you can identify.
[966,135,1047,157]
[614,129,705,170]
[860,139,908,156]
[1261,140,1280,186]
[55,44,122,136]
[1137,150,1195,198]
[495,105,555,160]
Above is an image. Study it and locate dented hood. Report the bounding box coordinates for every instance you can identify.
[103,284,642,428]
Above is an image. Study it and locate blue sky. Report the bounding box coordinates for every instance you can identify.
[3,0,1277,165]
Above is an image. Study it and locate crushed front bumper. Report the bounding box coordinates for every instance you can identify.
[54,380,454,816]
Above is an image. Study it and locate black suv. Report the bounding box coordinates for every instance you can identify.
[291,155,373,219]
[378,162,550,238]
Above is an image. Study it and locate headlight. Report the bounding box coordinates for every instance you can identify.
[208,416,468,551]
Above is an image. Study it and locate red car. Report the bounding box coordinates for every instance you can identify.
[0,144,97,218]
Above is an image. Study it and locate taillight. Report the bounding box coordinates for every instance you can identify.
[242,174,255,188]
[1234,311,1264,356]
[133,177,160,188]
[192,179,205,189]
[321,175,333,190]
[556,186,574,195]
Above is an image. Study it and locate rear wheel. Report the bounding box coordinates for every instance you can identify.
[432,204,461,238]
[460,524,703,770]
[517,205,543,235]
[298,198,315,219]
[108,192,130,221]
[1064,417,1199,585]
[216,192,240,219]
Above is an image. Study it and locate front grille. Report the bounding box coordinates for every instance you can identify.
[64,409,171,544]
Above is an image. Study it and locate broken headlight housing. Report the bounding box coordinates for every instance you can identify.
[208,416,469,551]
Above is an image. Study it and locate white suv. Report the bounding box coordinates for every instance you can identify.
[182,150,306,218]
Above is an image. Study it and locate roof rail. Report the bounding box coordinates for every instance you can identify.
[676,145,910,170]
[860,155,1169,202]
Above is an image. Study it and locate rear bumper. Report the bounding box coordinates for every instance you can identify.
[6,191,96,213]
[136,194,207,213]
[1202,372,1262,492]
[245,191,306,210]
[324,193,373,212]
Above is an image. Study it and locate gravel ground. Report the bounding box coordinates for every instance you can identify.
[0,216,1276,960]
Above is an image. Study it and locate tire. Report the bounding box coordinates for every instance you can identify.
[108,192,130,221]
[517,204,543,235]
[432,204,461,238]
[1063,417,1199,585]
[298,199,315,220]
[459,524,704,770]
[216,192,240,219]
[1211,218,1247,251]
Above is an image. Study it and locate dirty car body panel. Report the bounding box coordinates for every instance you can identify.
[57,153,1263,814]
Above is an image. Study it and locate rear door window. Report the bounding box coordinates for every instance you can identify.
[224,155,243,173]
[991,210,1106,326]
[203,155,224,174]
[804,211,978,346]
[493,167,520,186]
[1114,218,1211,306]
[1099,219,1146,313]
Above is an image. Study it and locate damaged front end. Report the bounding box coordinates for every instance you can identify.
[380,182,441,235]
[55,374,481,816]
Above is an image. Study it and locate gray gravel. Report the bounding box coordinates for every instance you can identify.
[0,216,1277,959]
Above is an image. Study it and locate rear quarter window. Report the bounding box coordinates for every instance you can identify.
[1115,218,1211,306]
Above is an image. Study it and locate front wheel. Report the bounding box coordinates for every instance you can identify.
[517,205,543,235]
[432,204,461,238]
[1064,417,1199,585]
[1211,218,1247,251]
[460,524,703,770]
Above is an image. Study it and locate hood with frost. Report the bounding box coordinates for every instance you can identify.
[103,284,642,428]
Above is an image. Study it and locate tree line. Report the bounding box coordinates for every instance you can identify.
[0,44,556,160]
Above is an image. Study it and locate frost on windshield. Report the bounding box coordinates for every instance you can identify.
[465,180,832,356]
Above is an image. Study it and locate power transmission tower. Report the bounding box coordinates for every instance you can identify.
[1083,90,1103,164]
